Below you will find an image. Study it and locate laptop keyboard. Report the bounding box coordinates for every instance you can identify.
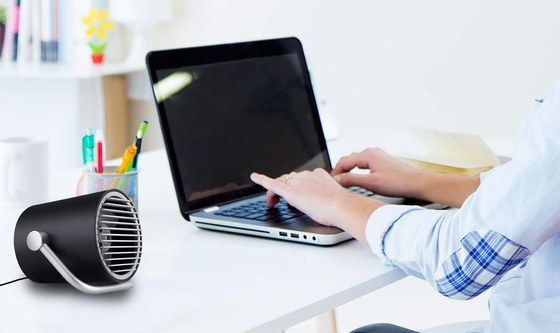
[215,200,304,223]
[214,186,375,223]
[347,186,375,197]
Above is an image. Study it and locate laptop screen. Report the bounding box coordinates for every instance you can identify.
[149,39,331,213]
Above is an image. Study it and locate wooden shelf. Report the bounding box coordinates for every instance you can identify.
[0,61,145,79]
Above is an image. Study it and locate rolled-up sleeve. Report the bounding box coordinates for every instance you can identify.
[365,205,425,266]
[366,204,464,287]
[364,84,560,299]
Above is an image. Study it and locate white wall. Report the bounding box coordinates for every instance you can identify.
[148,0,560,143]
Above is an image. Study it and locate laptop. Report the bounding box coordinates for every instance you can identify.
[146,37,440,246]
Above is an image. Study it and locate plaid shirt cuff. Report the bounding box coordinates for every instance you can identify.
[435,230,530,300]
[365,204,425,266]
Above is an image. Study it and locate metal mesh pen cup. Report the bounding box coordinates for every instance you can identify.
[83,167,139,207]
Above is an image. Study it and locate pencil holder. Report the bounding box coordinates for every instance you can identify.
[81,167,139,208]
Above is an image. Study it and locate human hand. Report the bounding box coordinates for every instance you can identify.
[331,148,424,199]
[250,169,385,241]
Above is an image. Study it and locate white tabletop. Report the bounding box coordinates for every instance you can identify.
[0,135,513,332]
[0,140,407,333]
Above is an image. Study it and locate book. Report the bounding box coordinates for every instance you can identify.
[0,4,6,58]
[1,0,14,62]
[397,129,500,176]
[11,0,19,61]
[56,0,71,63]
[40,0,58,62]
[16,0,30,63]
[30,0,40,62]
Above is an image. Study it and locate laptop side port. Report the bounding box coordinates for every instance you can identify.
[279,231,288,237]
[290,233,299,239]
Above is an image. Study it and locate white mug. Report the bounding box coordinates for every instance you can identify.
[0,138,48,208]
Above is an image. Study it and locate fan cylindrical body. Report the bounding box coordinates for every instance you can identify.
[14,190,141,285]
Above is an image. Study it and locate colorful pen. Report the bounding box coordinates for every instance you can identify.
[95,130,104,173]
[131,120,149,171]
[116,144,137,174]
[82,128,95,172]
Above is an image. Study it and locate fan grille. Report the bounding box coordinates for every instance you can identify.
[95,191,142,281]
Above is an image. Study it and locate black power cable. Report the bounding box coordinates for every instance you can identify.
[0,277,28,287]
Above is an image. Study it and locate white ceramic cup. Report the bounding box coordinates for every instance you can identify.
[0,137,48,208]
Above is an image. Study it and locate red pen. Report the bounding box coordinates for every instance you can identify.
[95,130,104,173]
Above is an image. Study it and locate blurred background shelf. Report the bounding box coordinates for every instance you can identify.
[0,61,144,79]
[0,62,150,170]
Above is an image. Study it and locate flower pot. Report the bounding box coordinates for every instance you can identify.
[91,53,104,64]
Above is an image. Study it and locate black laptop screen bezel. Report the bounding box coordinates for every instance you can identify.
[145,37,332,219]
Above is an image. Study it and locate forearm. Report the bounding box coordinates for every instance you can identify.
[332,194,386,242]
[412,171,480,208]
[330,171,478,241]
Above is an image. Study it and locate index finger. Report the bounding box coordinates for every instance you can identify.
[331,152,371,176]
[266,189,281,208]
[266,173,287,207]
[250,173,293,200]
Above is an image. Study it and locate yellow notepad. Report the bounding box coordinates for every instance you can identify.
[398,129,500,176]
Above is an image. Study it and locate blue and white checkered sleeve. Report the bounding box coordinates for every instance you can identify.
[434,230,530,300]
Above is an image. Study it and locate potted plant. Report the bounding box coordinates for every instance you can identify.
[81,8,114,64]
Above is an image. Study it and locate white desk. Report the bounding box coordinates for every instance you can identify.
[0,140,407,333]
[0,136,513,332]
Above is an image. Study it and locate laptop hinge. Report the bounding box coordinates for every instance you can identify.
[203,206,220,213]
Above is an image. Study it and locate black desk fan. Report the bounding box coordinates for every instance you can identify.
[13,190,142,294]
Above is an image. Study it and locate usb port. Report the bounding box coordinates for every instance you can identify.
[279,232,288,237]
[290,233,299,239]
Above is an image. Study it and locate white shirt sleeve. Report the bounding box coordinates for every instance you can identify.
[365,81,560,299]
[366,205,462,284]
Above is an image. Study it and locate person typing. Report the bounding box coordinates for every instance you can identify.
[251,81,560,332]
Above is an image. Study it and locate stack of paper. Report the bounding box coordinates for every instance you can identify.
[397,129,500,176]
